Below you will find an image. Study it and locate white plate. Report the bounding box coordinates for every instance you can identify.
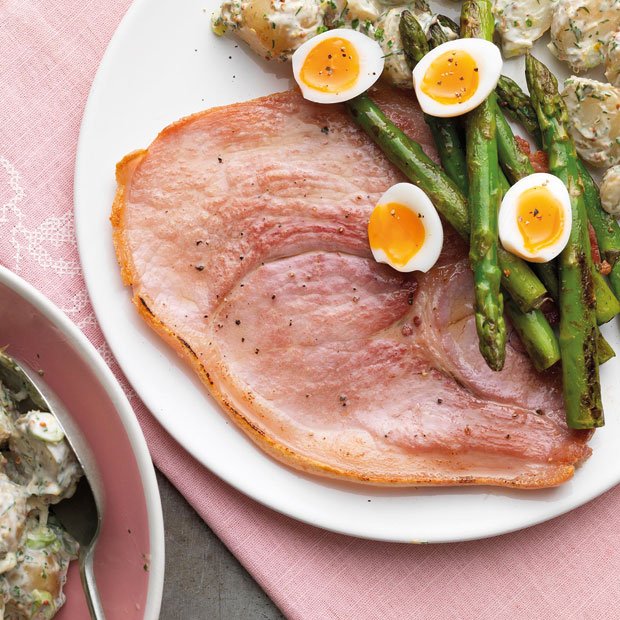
[74,0,620,543]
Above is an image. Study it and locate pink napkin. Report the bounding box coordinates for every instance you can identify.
[2,2,620,618]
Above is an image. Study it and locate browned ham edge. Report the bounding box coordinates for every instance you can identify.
[112,87,591,488]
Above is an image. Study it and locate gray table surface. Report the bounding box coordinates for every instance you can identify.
[157,471,285,620]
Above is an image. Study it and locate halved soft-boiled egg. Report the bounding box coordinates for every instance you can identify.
[499,173,572,263]
[368,183,444,273]
[412,39,503,118]
[291,29,384,104]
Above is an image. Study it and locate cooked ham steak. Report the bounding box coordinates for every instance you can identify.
[112,87,591,488]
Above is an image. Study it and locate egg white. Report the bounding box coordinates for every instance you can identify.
[291,28,385,104]
[369,183,444,273]
[412,38,503,118]
[499,173,572,263]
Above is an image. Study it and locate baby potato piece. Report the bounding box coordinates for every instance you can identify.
[606,31,620,86]
[548,0,619,72]
[212,0,325,60]
[562,77,620,168]
[601,164,620,217]
[493,0,555,57]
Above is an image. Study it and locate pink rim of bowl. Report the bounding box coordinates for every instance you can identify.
[0,266,164,619]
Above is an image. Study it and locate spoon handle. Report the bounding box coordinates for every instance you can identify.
[80,546,107,619]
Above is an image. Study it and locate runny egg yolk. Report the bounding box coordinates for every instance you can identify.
[421,49,479,105]
[516,185,564,254]
[300,37,360,93]
[368,202,426,267]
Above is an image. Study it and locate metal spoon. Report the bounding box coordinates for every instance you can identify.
[0,351,106,619]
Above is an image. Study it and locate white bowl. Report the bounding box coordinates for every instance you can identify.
[0,266,164,618]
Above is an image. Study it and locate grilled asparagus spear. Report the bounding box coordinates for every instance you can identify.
[461,0,506,370]
[399,10,428,70]
[496,75,541,141]
[526,54,603,429]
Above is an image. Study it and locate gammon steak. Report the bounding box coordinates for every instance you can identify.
[111,86,591,488]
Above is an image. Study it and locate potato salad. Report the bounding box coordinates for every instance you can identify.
[601,164,620,215]
[0,380,82,619]
[212,0,620,184]
[212,0,455,87]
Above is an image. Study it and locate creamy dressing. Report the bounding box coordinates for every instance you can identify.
[0,382,81,620]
